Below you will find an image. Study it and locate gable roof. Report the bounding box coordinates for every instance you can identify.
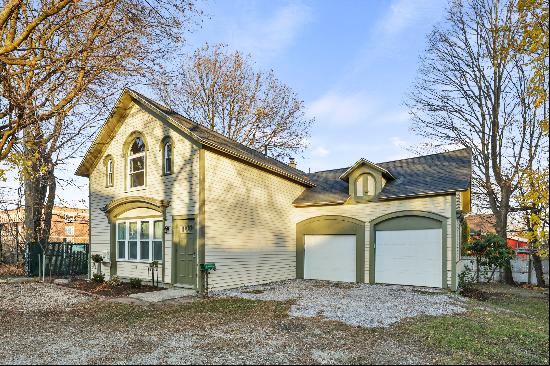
[293,148,472,206]
[75,89,314,187]
[338,158,395,181]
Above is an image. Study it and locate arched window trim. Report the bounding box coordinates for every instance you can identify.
[161,136,174,176]
[355,173,377,199]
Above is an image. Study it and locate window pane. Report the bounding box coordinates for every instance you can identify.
[140,221,150,239]
[129,222,137,240]
[107,160,113,186]
[131,171,145,188]
[153,240,163,261]
[130,137,145,154]
[140,241,150,260]
[367,175,375,195]
[117,241,126,259]
[130,156,144,173]
[165,157,172,174]
[154,221,163,240]
[355,176,364,197]
[129,241,137,260]
[117,222,126,240]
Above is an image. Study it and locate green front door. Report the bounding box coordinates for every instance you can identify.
[173,218,196,287]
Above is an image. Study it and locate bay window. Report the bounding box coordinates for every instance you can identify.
[116,219,163,262]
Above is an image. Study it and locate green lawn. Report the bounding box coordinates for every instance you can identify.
[395,283,549,365]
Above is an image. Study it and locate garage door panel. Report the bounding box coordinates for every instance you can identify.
[304,235,356,282]
[375,228,442,287]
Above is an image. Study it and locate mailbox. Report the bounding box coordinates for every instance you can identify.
[200,262,216,271]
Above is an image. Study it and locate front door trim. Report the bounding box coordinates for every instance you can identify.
[172,215,198,288]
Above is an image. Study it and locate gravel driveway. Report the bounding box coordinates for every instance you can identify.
[216,280,466,327]
[0,282,92,312]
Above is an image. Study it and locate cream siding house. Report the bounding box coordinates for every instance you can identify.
[77,89,471,292]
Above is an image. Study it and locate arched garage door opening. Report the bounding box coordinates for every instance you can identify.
[297,216,365,283]
[371,212,448,288]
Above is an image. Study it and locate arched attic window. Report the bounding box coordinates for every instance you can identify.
[128,137,146,188]
[355,173,376,197]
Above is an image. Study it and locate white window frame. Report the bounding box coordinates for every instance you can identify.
[106,159,114,187]
[366,174,375,195]
[128,139,146,189]
[355,176,364,197]
[356,173,376,197]
[116,219,163,263]
[164,141,172,175]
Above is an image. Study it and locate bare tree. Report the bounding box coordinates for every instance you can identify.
[1,0,201,260]
[1,0,201,162]
[407,0,548,284]
[155,43,313,159]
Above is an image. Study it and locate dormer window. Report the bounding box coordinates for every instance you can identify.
[128,137,145,188]
[355,173,376,198]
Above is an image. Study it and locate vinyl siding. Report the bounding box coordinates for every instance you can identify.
[89,102,199,283]
[292,195,456,288]
[204,150,305,290]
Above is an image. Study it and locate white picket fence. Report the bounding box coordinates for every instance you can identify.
[458,256,549,284]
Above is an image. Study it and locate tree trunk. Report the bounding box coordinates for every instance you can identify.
[532,253,546,287]
[494,195,515,285]
[23,127,57,254]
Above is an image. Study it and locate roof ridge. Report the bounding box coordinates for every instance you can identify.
[308,166,350,174]
[377,148,471,165]
[127,89,311,181]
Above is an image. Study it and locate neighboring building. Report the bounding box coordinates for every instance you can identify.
[465,213,529,255]
[76,89,472,291]
[0,206,89,263]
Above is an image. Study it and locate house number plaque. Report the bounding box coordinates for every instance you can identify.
[181,224,194,234]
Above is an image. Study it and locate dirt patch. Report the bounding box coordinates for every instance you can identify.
[459,287,491,301]
[59,279,163,297]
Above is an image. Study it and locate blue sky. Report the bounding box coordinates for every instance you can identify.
[2,0,450,208]
[176,0,448,173]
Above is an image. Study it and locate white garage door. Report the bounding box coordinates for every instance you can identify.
[375,229,442,287]
[304,235,356,282]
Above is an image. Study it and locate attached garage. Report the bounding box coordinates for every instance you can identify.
[297,216,365,283]
[372,213,447,288]
[304,235,356,282]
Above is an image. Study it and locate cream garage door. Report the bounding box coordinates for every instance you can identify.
[375,229,442,287]
[304,235,356,282]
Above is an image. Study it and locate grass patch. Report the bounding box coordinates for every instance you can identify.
[398,285,549,365]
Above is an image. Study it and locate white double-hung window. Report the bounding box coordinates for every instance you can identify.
[117,219,163,262]
[128,137,145,188]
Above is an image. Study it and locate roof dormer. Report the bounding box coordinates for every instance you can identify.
[339,159,395,203]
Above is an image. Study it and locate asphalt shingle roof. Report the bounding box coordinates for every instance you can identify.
[128,90,314,187]
[293,149,471,205]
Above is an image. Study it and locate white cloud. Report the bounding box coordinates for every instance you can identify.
[390,136,407,148]
[306,90,374,126]
[311,146,330,158]
[306,90,412,127]
[378,0,441,36]
[229,2,313,59]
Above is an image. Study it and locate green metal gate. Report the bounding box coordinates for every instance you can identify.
[26,242,89,277]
